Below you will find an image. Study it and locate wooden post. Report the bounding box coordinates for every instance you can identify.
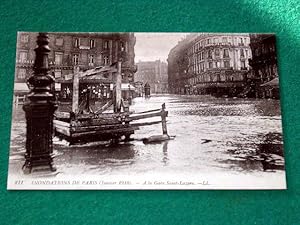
[72,66,79,113]
[15,95,19,107]
[114,61,122,113]
[22,33,57,174]
[161,103,168,135]
[85,88,91,113]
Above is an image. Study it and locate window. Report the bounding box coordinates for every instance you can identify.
[19,51,28,63]
[54,70,62,78]
[224,60,230,68]
[215,49,220,56]
[55,52,63,65]
[73,54,79,65]
[103,41,109,49]
[103,55,109,65]
[90,39,95,48]
[208,50,212,59]
[201,62,204,71]
[74,38,80,47]
[245,49,248,57]
[20,35,29,43]
[223,49,229,58]
[241,60,246,68]
[55,38,63,46]
[240,49,244,57]
[209,62,213,69]
[215,61,220,68]
[89,55,94,65]
[207,39,210,44]
[120,42,125,51]
[240,38,244,45]
[222,37,227,43]
[18,68,26,79]
[214,38,219,44]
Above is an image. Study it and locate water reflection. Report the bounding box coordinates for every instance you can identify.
[54,143,137,174]
[162,141,169,165]
[10,95,284,176]
[224,132,284,172]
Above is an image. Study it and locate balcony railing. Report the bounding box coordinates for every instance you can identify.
[16,59,34,64]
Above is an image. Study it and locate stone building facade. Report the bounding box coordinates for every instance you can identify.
[135,60,168,94]
[14,32,136,100]
[249,34,279,98]
[167,35,192,94]
[168,33,252,96]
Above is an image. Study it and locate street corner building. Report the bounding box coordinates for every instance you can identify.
[13,32,137,105]
[167,33,280,99]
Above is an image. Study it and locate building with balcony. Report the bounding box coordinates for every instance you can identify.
[248,34,279,98]
[14,32,136,102]
[135,60,168,94]
[168,33,252,96]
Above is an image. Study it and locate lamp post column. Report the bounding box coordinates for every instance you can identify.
[22,33,57,174]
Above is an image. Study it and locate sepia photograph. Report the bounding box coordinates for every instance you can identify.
[7,32,286,189]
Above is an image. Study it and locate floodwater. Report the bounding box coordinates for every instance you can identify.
[9,95,285,178]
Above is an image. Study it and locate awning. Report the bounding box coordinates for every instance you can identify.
[14,82,61,92]
[14,83,29,92]
[109,83,136,90]
[260,78,279,87]
[196,82,244,88]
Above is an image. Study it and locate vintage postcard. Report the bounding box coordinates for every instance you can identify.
[7,32,286,190]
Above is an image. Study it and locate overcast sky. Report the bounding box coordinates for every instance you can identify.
[134,33,189,62]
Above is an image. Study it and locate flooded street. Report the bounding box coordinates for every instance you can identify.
[9,94,284,182]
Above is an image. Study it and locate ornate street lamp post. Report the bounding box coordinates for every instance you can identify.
[22,33,57,174]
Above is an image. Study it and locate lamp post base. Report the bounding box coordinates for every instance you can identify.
[22,154,56,174]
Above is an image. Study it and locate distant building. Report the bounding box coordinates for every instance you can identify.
[168,33,252,97]
[168,34,194,94]
[135,60,168,94]
[249,34,279,98]
[14,32,136,102]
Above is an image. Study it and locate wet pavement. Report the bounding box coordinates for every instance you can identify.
[9,94,285,178]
